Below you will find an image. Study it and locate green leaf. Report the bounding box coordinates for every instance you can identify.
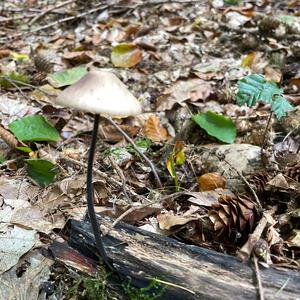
[0,155,5,163]
[16,146,32,153]
[47,65,87,88]
[0,71,29,88]
[271,95,294,119]
[224,0,242,4]
[236,74,282,107]
[192,111,237,144]
[9,115,60,142]
[25,159,57,186]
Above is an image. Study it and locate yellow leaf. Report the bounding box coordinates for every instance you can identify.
[111,43,141,68]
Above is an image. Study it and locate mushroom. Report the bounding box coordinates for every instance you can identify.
[56,70,142,270]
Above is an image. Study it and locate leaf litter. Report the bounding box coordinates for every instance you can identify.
[0,0,300,298]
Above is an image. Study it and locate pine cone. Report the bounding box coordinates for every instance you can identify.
[258,17,280,36]
[248,171,271,197]
[208,195,257,239]
[285,164,300,182]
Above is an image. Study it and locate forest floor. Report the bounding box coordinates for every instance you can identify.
[0,0,300,299]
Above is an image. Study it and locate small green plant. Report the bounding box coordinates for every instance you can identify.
[166,141,185,192]
[236,74,294,147]
[123,278,166,300]
[8,114,59,185]
[67,272,115,300]
[236,74,294,120]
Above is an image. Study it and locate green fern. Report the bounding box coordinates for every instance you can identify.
[236,74,293,119]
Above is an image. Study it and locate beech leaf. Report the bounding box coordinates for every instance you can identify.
[192,111,236,144]
[111,44,141,68]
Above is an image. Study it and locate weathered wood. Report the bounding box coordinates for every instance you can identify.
[68,217,300,300]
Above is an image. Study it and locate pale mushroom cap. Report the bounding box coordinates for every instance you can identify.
[55,70,142,117]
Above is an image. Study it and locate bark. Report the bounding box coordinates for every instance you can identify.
[63,216,300,300]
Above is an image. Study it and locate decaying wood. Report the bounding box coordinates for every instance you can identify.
[63,216,300,300]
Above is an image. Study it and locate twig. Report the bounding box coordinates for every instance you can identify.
[261,112,273,151]
[238,212,272,261]
[0,77,57,97]
[0,4,109,43]
[108,155,131,203]
[29,0,75,25]
[111,191,186,228]
[221,156,263,211]
[106,117,162,189]
[253,255,265,300]
[0,14,36,23]
[1,75,31,101]
[61,155,144,201]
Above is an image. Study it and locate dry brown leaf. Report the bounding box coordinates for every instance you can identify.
[99,124,140,142]
[156,79,213,111]
[157,213,197,230]
[198,172,226,191]
[264,66,282,83]
[186,189,235,207]
[143,115,170,142]
[62,51,95,64]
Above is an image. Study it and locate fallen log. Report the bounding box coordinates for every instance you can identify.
[63,216,300,300]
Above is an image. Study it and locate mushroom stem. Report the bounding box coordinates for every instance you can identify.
[106,116,162,189]
[87,114,114,271]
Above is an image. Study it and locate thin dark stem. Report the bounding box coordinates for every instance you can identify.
[261,112,273,150]
[87,114,114,271]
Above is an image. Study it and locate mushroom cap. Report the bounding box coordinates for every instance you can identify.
[55,70,142,117]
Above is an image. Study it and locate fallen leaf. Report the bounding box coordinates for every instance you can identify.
[157,213,197,230]
[0,226,37,275]
[11,206,65,234]
[186,189,235,207]
[156,79,213,111]
[111,43,142,68]
[144,115,170,142]
[0,251,52,299]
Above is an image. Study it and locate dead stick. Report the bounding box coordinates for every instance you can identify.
[221,156,262,211]
[29,0,75,25]
[238,214,269,261]
[61,155,144,201]
[0,4,109,42]
[106,116,162,189]
[253,255,265,300]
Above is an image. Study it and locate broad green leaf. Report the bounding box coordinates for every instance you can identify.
[9,115,60,142]
[47,65,87,88]
[25,159,57,186]
[271,95,294,119]
[0,71,29,88]
[192,111,236,144]
[236,74,282,107]
[111,44,142,68]
[0,155,5,163]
